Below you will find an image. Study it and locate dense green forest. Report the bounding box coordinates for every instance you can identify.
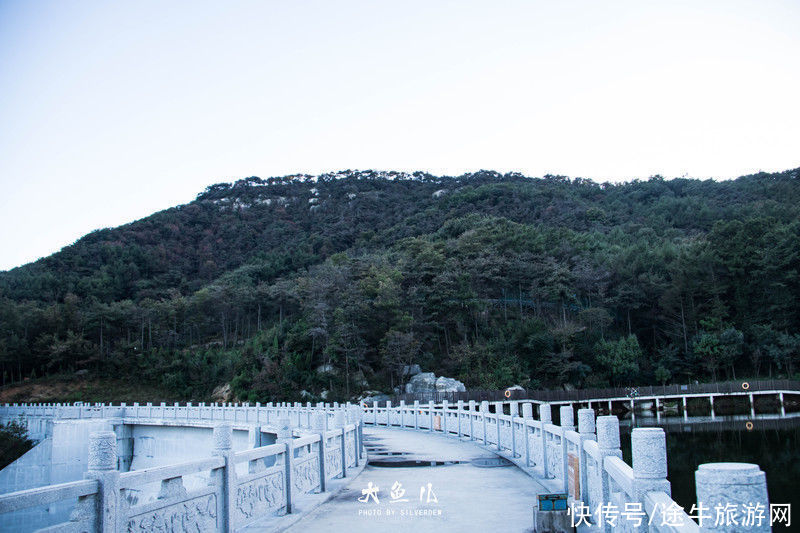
[1,169,799,402]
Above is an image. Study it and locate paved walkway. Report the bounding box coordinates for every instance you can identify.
[282,426,548,533]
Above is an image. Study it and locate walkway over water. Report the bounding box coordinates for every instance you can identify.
[274,426,544,532]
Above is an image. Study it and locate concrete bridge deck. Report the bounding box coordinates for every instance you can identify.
[266,426,544,533]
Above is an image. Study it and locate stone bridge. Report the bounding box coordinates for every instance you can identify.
[0,399,775,532]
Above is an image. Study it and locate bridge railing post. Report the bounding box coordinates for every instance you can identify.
[442,400,449,435]
[468,400,476,439]
[559,405,574,492]
[429,401,435,432]
[399,400,405,427]
[695,463,769,533]
[312,411,327,491]
[276,418,294,512]
[480,401,489,445]
[540,404,552,479]
[596,416,622,533]
[494,403,502,450]
[632,427,669,531]
[457,400,464,438]
[577,408,596,507]
[85,431,120,532]
[212,423,235,532]
[522,403,533,467]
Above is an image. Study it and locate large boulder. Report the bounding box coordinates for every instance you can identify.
[404,372,466,394]
[435,376,466,393]
[359,390,391,405]
[211,383,232,403]
[405,372,437,394]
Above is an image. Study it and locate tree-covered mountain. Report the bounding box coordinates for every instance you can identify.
[1,168,799,401]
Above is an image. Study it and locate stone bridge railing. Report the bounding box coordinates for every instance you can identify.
[365,400,772,532]
[0,401,360,439]
[0,405,365,532]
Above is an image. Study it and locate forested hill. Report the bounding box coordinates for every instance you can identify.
[1,168,799,402]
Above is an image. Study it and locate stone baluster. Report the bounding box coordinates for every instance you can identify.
[576,408,596,505]
[442,400,449,435]
[521,403,533,467]
[275,419,294,513]
[695,463,769,532]
[480,401,489,445]
[540,404,552,478]
[632,427,670,532]
[540,403,552,423]
[85,431,119,532]
[312,411,327,491]
[468,400,476,439]
[559,405,574,491]
[596,416,622,533]
[495,402,502,450]
[457,400,464,438]
[212,424,235,531]
[560,405,575,430]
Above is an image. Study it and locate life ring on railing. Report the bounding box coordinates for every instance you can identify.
[745,421,754,430]
[742,382,750,390]
[504,389,511,398]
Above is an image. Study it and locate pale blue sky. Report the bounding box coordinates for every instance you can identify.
[1,0,799,271]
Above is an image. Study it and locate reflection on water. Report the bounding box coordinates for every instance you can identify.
[620,414,800,531]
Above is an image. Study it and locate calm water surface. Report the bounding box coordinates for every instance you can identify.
[620,416,800,531]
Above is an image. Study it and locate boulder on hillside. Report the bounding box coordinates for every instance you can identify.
[211,383,232,403]
[405,372,466,394]
[436,376,466,393]
[405,372,437,394]
[359,390,391,404]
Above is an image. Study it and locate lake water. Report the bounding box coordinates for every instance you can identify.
[619,415,800,531]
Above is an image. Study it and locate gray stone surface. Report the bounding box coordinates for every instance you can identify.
[695,463,769,532]
[405,372,437,394]
[578,408,595,434]
[404,372,466,394]
[596,415,620,450]
[632,428,667,479]
[435,376,466,393]
[559,405,574,428]
[539,404,552,424]
[88,432,116,471]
